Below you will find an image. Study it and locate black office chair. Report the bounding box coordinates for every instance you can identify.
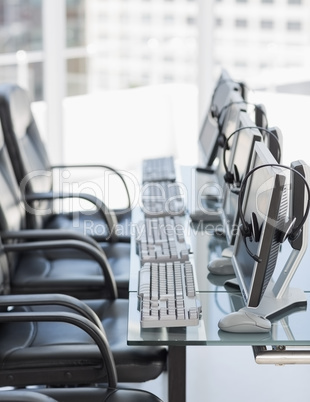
[0,84,168,387]
[0,83,132,244]
[0,133,167,383]
[0,388,164,402]
[0,114,131,298]
[0,271,167,386]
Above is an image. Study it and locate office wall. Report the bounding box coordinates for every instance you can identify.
[32,83,199,172]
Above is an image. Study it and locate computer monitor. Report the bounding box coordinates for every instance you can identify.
[230,142,309,322]
[214,89,247,192]
[264,126,283,164]
[198,69,243,169]
[193,91,247,222]
[221,111,262,246]
[231,141,288,309]
[254,103,268,130]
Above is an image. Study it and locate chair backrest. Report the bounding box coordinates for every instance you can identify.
[0,114,29,281]
[0,118,26,233]
[0,84,52,228]
[0,241,11,296]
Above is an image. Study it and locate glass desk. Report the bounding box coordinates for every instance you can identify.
[128,166,310,402]
[128,224,310,402]
[128,290,310,402]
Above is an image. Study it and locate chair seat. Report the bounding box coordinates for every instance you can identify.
[0,390,58,402]
[40,387,164,402]
[11,243,130,299]
[0,387,164,402]
[45,210,131,243]
[0,299,167,386]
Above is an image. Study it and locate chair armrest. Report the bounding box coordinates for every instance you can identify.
[24,191,118,242]
[3,239,118,299]
[0,310,117,388]
[0,293,103,331]
[51,163,131,209]
[1,229,102,252]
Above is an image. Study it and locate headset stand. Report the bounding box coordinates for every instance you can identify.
[245,230,309,319]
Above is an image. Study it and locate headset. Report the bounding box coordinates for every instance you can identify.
[209,78,245,120]
[222,126,282,187]
[237,163,310,262]
[216,101,269,147]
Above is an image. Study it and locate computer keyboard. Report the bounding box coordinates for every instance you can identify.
[142,156,176,182]
[134,156,201,328]
[138,260,201,328]
[141,180,186,217]
[135,216,190,263]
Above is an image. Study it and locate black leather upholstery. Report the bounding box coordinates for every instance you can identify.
[0,89,168,387]
[39,388,164,402]
[0,298,167,385]
[0,83,131,243]
[0,391,58,402]
[0,388,164,402]
[0,111,129,298]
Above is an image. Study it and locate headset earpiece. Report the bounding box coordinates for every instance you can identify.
[211,105,218,119]
[288,227,302,242]
[239,221,251,238]
[251,212,261,242]
[224,164,241,187]
[224,170,234,184]
[233,164,241,187]
[277,217,296,243]
[239,212,261,242]
[217,133,227,148]
[239,213,262,263]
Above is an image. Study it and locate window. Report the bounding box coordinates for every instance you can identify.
[187,17,196,25]
[164,15,175,24]
[0,0,42,53]
[141,14,152,23]
[287,20,302,30]
[234,60,247,67]
[163,74,174,82]
[288,0,302,4]
[261,0,273,3]
[66,0,85,48]
[235,19,248,28]
[120,13,129,23]
[260,20,274,29]
[0,0,43,100]
[67,57,87,96]
[163,55,174,62]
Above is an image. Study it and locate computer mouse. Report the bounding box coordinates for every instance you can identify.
[218,310,271,333]
[207,257,235,276]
